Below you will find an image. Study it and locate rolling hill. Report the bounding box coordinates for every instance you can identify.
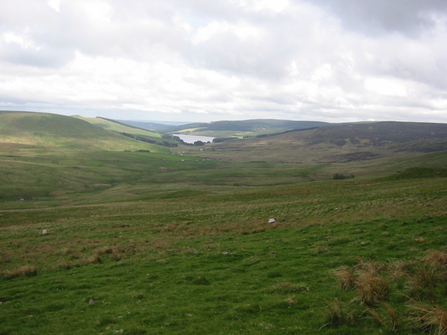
[0,111,170,152]
[1,112,447,334]
[140,119,330,138]
[175,121,447,163]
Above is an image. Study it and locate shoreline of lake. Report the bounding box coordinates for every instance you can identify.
[173,134,215,144]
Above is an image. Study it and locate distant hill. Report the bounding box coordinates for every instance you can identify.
[158,119,330,138]
[0,111,169,152]
[177,121,447,163]
[75,116,162,137]
[116,120,187,131]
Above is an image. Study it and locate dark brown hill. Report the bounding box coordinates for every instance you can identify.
[179,121,447,163]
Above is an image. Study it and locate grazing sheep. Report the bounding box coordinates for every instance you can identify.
[41,229,48,236]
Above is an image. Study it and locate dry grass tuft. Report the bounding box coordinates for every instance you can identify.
[322,298,356,328]
[383,302,399,331]
[353,260,384,276]
[410,305,447,335]
[3,265,38,279]
[79,254,103,265]
[58,261,72,270]
[332,266,356,290]
[366,302,398,330]
[423,249,447,267]
[355,272,389,307]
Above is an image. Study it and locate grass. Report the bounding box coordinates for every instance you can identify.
[0,166,446,334]
[0,118,447,333]
[0,112,169,152]
[326,249,447,333]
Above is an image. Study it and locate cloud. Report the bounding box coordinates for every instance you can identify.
[0,0,446,123]
[303,0,447,36]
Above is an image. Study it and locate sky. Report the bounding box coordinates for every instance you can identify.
[0,0,447,123]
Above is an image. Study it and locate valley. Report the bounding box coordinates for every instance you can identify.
[0,111,446,334]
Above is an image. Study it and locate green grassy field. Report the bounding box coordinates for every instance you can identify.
[1,113,447,334]
[1,147,447,334]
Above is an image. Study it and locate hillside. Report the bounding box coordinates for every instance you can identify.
[74,116,181,148]
[115,120,186,131]
[0,111,169,152]
[156,119,330,138]
[74,116,162,137]
[176,121,447,163]
[1,114,447,334]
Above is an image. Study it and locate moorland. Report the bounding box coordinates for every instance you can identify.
[1,111,447,334]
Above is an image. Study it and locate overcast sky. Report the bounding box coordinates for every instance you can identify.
[1,0,447,123]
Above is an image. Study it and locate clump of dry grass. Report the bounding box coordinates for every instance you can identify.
[322,298,356,328]
[79,254,103,266]
[410,304,447,335]
[329,249,447,332]
[382,302,399,331]
[423,249,447,267]
[353,260,384,276]
[367,302,399,331]
[355,272,389,307]
[332,266,356,290]
[57,261,72,270]
[3,265,38,279]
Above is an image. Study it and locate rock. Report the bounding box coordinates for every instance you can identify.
[88,299,94,305]
[268,218,276,224]
[41,230,48,236]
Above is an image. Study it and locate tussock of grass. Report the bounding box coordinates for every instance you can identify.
[331,266,356,290]
[322,298,356,328]
[423,249,447,266]
[3,265,37,279]
[410,304,447,335]
[330,249,447,333]
[355,272,389,307]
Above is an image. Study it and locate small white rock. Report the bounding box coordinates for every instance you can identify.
[268,218,276,224]
[41,229,48,236]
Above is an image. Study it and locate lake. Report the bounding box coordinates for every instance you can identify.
[173,134,215,144]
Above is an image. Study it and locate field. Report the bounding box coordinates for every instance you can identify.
[1,113,447,334]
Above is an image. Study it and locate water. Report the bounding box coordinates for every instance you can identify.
[173,134,215,144]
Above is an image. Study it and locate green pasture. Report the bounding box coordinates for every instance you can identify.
[1,145,446,334]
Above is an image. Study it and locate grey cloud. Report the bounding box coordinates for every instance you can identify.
[0,0,446,123]
[301,0,447,36]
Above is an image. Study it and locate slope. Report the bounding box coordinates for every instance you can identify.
[0,111,169,152]
[176,121,447,163]
[159,119,330,138]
